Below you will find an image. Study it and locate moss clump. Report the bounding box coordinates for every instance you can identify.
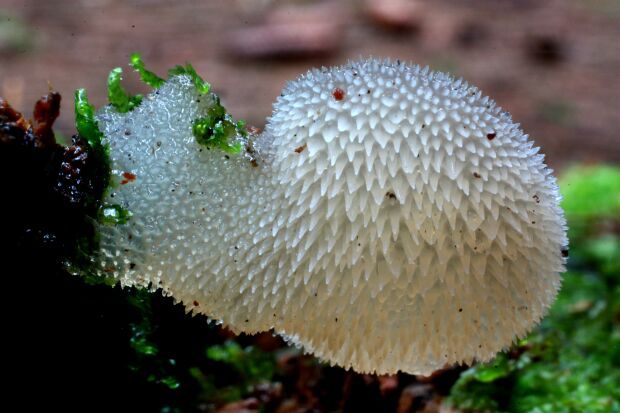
[207,341,276,392]
[125,53,246,154]
[107,67,143,113]
[129,52,210,95]
[560,164,620,241]
[129,52,165,88]
[99,203,133,226]
[192,96,246,154]
[74,89,132,230]
[74,88,106,149]
[168,63,211,95]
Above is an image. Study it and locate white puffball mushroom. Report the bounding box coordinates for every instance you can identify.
[95,59,568,375]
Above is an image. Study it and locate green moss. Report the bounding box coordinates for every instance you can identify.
[75,89,135,230]
[192,96,245,154]
[107,67,143,113]
[168,63,210,94]
[126,53,247,154]
[130,52,210,93]
[560,165,620,240]
[203,340,276,402]
[67,89,116,274]
[99,203,133,225]
[206,341,275,386]
[129,52,166,88]
[74,89,106,150]
[130,324,159,356]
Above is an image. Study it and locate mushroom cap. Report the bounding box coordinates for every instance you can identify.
[95,60,567,375]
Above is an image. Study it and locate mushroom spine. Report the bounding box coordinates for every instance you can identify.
[94,59,568,375]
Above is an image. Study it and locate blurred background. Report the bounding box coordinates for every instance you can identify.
[1,1,619,412]
[1,0,619,169]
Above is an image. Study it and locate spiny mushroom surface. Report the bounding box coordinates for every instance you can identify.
[95,59,567,375]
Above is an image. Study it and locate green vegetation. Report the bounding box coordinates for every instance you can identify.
[168,63,211,94]
[74,88,106,150]
[207,341,276,388]
[192,95,246,154]
[75,89,133,228]
[195,341,277,403]
[131,52,211,93]
[447,164,620,413]
[129,52,211,95]
[99,203,133,226]
[107,67,143,113]
[125,53,246,153]
[131,52,211,94]
[129,52,165,88]
[559,165,620,240]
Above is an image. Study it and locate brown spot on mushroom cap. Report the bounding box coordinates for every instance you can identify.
[120,171,137,185]
[294,144,307,154]
[487,133,496,140]
[332,87,345,101]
